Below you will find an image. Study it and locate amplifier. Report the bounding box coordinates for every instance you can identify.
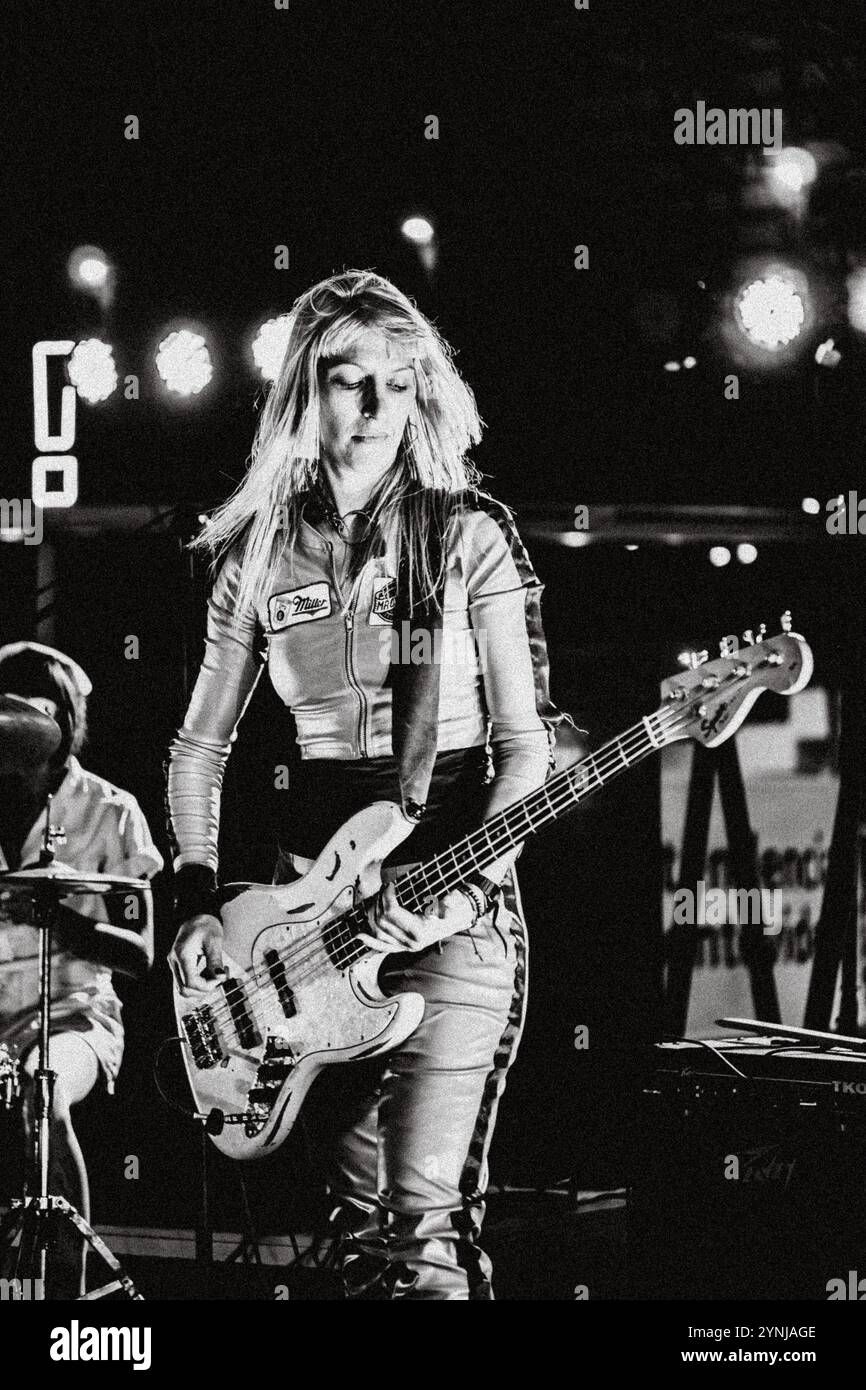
[628,1036,866,1300]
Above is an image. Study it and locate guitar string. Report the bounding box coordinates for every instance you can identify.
[194,686,747,1035]
[198,649,786,1031]
[191,711,676,1034]
[193,695,708,1033]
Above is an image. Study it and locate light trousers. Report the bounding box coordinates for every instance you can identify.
[278,851,529,1300]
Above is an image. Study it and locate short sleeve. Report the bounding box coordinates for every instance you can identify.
[109,798,164,880]
[463,511,526,602]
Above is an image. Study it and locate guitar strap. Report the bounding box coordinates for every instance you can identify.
[388,502,447,823]
[389,488,579,826]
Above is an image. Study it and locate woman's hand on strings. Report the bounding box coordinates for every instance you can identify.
[357,881,477,954]
[168,914,227,996]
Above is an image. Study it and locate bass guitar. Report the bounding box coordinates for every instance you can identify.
[174,618,812,1158]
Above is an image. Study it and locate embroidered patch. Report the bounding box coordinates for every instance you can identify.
[368,575,397,626]
[268,583,332,631]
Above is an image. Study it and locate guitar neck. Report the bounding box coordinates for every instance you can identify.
[394,714,666,914]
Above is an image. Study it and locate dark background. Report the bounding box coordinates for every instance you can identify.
[3,0,865,1236]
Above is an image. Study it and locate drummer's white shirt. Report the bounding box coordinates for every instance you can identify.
[0,755,163,1089]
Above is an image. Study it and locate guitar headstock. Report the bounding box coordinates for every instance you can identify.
[655,614,813,749]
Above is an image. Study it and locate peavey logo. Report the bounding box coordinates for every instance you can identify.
[739,1144,796,1188]
[268,583,332,631]
[369,576,397,627]
[50,1319,151,1370]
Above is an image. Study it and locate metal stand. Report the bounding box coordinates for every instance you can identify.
[804,631,866,1032]
[0,802,143,1300]
[663,738,781,1036]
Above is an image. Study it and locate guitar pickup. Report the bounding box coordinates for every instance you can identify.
[264,948,296,1018]
[182,1005,223,1070]
[221,977,261,1051]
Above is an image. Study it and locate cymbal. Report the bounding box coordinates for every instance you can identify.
[0,694,62,772]
[0,861,151,896]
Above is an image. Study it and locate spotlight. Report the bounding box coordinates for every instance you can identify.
[736,275,805,350]
[737,543,758,564]
[801,497,820,515]
[67,245,114,306]
[400,214,438,277]
[709,546,731,567]
[155,329,213,396]
[251,314,293,383]
[846,267,866,334]
[663,360,681,372]
[67,339,118,403]
[814,337,841,367]
[682,355,697,369]
[401,216,435,245]
[768,146,818,196]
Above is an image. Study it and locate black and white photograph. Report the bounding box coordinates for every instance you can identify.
[3,0,866,1361]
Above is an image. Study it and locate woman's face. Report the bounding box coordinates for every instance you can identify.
[318,328,418,473]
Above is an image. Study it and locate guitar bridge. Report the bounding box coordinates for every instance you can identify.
[181,1005,223,1070]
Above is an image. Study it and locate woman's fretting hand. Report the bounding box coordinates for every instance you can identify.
[357,881,477,954]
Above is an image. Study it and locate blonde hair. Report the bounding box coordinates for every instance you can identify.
[193,269,486,620]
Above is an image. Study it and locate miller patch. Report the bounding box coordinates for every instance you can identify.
[369,575,397,626]
[268,582,332,631]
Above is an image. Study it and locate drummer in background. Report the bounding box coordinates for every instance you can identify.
[0,642,162,1293]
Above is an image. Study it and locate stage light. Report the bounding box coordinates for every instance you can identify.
[814,337,841,367]
[846,267,866,334]
[801,497,820,515]
[768,146,818,195]
[155,329,213,396]
[682,355,697,369]
[67,245,114,306]
[709,546,731,567]
[624,544,638,551]
[67,339,118,403]
[251,314,293,382]
[663,360,681,372]
[736,275,805,350]
[737,543,758,564]
[401,216,435,245]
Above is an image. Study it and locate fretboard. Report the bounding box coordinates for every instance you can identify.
[392,714,666,915]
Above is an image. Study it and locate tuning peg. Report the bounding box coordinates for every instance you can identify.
[755,623,767,643]
[719,635,738,658]
[742,630,754,646]
[690,649,709,668]
[781,609,792,633]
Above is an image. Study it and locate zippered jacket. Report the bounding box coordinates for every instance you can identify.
[167,491,573,877]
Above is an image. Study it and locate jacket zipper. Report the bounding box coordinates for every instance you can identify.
[325,539,369,757]
[344,613,370,757]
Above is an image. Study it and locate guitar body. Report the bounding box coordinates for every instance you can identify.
[172,625,813,1162]
[173,800,424,1160]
